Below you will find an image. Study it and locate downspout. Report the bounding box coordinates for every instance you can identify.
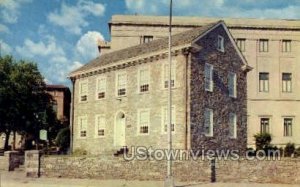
[70,77,76,154]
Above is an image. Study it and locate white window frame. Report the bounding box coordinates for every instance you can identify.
[228,72,237,98]
[204,108,213,137]
[260,117,270,134]
[282,73,292,93]
[96,76,106,100]
[78,116,87,138]
[282,40,291,53]
[137,109,150,135]
[116,72,127,97]
[283,117,293,137]
[236,38,246,52]
[229,113,237,139]
[204,63,213,92]
[259,39,269,52]
[79,80,88,102]
[259,72,269,92]
[138,66,150,93]
[217,35,224,52]
[162,61,176,89]
[161,106,176,134]
[95,115,105,138]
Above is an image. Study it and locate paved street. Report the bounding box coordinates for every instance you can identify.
[1,171,300,187]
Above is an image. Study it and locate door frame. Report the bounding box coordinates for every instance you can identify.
[114,111,126,147]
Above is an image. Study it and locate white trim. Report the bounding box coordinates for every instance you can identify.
[114,111,126,147]
[78,79,88,103]
[204,108,213,137]
[78,115,88,139]
[115,71,127,97]
[137,108,150,136]
[228,72,237,98]
[95,76,107,100]
[161,60,177,89]
[229,113,237,139]
[137,65,150,93]
[217,35,225,52]
[94,114,106,138]
[204,63,213,92]
[161,105,176,134]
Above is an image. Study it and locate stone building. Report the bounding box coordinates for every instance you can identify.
[46,84,71,124]
[98,15,300,148]
[70,21,251,155]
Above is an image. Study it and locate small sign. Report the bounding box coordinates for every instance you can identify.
[39,129,48,141]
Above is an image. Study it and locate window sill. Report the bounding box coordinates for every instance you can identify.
[137,133,149,136]
[94,136,105,139]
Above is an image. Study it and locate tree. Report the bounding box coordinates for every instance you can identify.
[254,132,272,150]
[0,55,60,150]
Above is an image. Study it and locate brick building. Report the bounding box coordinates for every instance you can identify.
[69,21,251,155]
[46,85,71,124]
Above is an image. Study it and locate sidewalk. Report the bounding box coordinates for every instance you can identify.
[1,171,300,187]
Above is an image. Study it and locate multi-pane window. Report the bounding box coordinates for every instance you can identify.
[162,106,175,133]
[117,73,127,96]
[282,73,292,93]
[143,36,153,43]
[229,113,237,138]
[95,115,105,137]
[283,118,293,137]
[204,63,213,92]
[96,77,106,99]
[79,81,88,102]
[139,68,150,92]
[139,110,149,134]
[204,108,213,136]
[260,118,270,134]
[217,35,224,52]
[282,40,291,52]
[259,39,269,52]
[163,63,175,88]
[228,72,237,98]
[236,38,246,52]
[259,72,269,92]
[79,116,87,137]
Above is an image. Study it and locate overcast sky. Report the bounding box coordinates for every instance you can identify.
[1,0,300,85]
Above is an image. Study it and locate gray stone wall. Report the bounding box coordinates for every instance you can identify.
[0,151,24,171]
[26,154,300,184]
[73,54,188,154]
[190,25,248,153]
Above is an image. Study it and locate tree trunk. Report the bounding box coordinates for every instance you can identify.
[4,130,11,150]
[12,131,16,150]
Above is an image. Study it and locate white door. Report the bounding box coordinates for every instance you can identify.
[115,112,126,147]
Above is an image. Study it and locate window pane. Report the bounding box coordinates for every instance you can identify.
[260,118,269,133]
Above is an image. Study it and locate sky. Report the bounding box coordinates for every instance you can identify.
[1,0,300,86]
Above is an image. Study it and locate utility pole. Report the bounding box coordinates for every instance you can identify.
[164,0,174,187]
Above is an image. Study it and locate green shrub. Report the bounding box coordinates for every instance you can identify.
[55,127,70,153]
[73,148,88,156]
[254,132,272,150]
[294,147,300,157]
[284,142,295,157]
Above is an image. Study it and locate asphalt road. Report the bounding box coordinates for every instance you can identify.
[1,171,300,187]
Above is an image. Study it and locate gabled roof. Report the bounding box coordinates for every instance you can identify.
[70,20,250,77]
